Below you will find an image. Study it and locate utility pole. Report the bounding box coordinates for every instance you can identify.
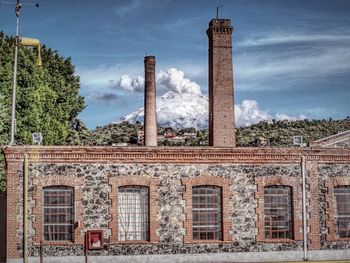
[1,0,39,145]
[10,0,20,145]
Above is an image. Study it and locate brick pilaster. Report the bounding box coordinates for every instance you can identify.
[306,161,321,250]
[6,161,22,259]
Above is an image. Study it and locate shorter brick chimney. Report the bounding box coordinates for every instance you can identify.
[144,56,157,146]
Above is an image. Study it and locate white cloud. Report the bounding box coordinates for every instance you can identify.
[112,68,309,128]
[115,91,307,129]
[113,68,202,95]
[115,75,144,93]
[239,34,350,47]
[76,64,143,93]
[157,68,202,95]
[235,100,271,127]
[234,32,350,91]
[236,46,350,91]
[275,113,307,121]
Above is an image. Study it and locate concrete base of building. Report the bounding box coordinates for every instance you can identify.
[6,250,350,263]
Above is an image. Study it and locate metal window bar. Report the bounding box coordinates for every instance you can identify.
[264,186,293,239]
[192,186,222,240]
[43,186,74,241]
[118,186,149,241]
[334,186,350,238]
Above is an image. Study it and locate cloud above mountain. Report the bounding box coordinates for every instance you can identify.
[157,68,202,95]
[113,68,307,129]
[113,68,201,95]
[114,94,307,129]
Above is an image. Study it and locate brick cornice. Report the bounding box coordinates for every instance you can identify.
[2,146,350,164]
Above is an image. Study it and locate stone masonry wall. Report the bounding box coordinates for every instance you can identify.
[24,163,305,256]
[319,163,350,250]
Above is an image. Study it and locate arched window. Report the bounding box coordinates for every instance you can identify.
[264,185,293,239]
[192,186,222,240]
[43,186,74,241]
[118,186,149,241]
[334,186,350,238]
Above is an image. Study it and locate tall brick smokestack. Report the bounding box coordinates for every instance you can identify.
[207,19,236,147]
[144,56,157,146]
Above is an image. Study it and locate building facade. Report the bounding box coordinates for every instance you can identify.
[2,17,350,262]
[2,144,350,262]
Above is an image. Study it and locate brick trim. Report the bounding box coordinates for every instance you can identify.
[108,176,160,243]
[306,161,321,250]
[32,175,84,245]
[6,162,22,258]
[256,176,303,242]
[181,176,233,243]
[3,146,350,164]
[326,176,350,241]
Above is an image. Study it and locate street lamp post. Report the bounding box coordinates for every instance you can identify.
[1,0,39,145]
[9,0,20,145]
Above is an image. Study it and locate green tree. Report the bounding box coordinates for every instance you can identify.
[0,32,86,192]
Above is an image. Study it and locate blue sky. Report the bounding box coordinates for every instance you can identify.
[1,0,349,129]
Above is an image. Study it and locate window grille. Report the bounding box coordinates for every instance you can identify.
[264,186,293,239]
[334,186,350,238]
[43,186,74,241]
[192,186,222,240]
[118,186,149,241]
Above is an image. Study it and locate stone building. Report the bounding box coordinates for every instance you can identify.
[2,18,350,263]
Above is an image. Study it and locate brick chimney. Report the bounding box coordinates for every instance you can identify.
[144,56,157,146]
[207,19,236,147]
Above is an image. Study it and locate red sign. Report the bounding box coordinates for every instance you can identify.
[86,230,103,250]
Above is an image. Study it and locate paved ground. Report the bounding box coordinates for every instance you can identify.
[267,261,350,263]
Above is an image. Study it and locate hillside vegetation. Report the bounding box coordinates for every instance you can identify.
[74,118,350,147]
[236,118,350,147]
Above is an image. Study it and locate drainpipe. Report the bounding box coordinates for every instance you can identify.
[23,154,29,263]
[301,155,308,261]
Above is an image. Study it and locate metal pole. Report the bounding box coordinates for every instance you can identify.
[85,232,88,263]
[10,14,19,145]
[301,155,308,261]
[40,240,43,263]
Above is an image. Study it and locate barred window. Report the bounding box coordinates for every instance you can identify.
[192,186,222,240]
[264,186,293,239]
[334,186,350,238]
[118,186,149,241]
[43,186,74,241]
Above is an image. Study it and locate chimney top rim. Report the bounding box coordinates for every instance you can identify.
[208,18,232,28]
[144,55,156,60]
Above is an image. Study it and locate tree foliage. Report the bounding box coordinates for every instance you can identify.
[0,31,85,192]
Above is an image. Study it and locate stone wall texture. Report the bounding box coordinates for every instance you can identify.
[319,163,350,250]
[3,146,350,259]
[21,163,306,256]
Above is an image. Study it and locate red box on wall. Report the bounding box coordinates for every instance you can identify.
[86,230,103,250]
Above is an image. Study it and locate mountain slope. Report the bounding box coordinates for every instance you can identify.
[113,91,208,129]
